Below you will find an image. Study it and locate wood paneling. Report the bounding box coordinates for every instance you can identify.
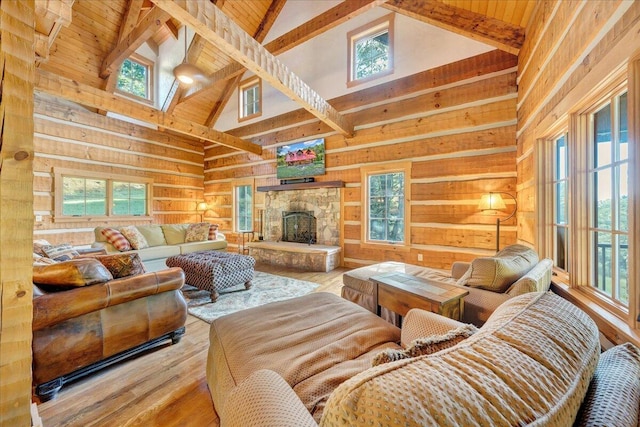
[33,94,205,246]
[205,51,517,269]
[0,1,36,424]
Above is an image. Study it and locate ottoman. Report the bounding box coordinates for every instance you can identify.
[166,251,255,302]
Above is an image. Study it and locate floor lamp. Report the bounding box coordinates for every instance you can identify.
[197,201,208,222]
[478,192,517,253]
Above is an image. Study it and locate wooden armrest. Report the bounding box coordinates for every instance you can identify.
[221,369,316,427]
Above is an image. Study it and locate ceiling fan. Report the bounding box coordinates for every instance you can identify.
[173,26,207,85]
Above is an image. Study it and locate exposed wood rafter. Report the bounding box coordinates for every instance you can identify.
[382,0,524,55]
[100,6,170,78]
[35,69,262,155]
[182,0,385,104]
[152,0,353,136]
[34,0,75,65]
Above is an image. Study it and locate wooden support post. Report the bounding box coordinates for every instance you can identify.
[0,0,36,425]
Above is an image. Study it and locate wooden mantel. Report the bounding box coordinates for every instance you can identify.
[257,180,345,192]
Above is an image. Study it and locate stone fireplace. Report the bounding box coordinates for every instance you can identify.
[282,211,317,244]
[263,187,340,246]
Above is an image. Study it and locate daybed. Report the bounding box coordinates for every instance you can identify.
[92,223,227,272]
[342,244,553,326]
[207,291,640,426]
[32,256,187,401]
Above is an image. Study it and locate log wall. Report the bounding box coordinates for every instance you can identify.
[33,93,205,246]
[205,50,518,269]
[0,1,35,424]
[516,0,640,247]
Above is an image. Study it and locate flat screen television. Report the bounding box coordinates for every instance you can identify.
[276,138,325,180]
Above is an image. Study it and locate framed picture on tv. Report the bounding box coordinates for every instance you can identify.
[276,138,326,180]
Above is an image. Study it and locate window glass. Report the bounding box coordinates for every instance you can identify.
[239,78,261,120]
[368,172,404,243]
[113,181,147,216]
[552,134,569,272]
[235,185,253,232]
[62,176,106,216]
[354,29,389,80]
[117,57,150,100]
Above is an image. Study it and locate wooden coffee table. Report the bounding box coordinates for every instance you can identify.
[370,272,469,321]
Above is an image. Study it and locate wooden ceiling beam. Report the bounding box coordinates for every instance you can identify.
[35,69,262,155]
[152,0,352,136]
[382,0,524,55]
[181,0,385,104]
[100,6,170,78]
[203,0,287,127]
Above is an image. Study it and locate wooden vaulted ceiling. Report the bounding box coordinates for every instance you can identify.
[35,0,535,153]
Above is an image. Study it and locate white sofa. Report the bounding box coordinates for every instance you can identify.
[92,224,227,272]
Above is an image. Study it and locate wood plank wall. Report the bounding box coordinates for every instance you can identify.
[33,93,205,246]
[205,50,518,269]
[0,1,35,424]
[516,0,640,247]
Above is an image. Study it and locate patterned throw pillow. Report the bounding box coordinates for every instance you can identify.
[42,243,80,262]
[33,239,51,257]
[119,226,149,250]
[96,253,146,279]
[372,324,478,366]
[208,223,219,240]
[186,223,210,242]
[101,227,132,251]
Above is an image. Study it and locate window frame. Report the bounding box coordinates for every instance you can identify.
[238,77,262,122]
[347,14,394,88]
[360,162,411,251]
[233,178,254,233]
[54,168,153,223]
[115,53,154,104]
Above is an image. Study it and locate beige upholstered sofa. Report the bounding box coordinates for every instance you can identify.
[207,291,640,427]
[342,244,553,326]
[92,224,227,272]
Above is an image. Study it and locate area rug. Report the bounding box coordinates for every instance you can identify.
[181,271,320,323]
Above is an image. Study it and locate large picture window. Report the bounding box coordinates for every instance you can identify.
[347,14,394,87]
[55,169,152,221]
[361,162,410,248]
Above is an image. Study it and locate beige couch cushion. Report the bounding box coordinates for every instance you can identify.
[136,225,166,247]
[322,292,600,427]
[457,244,539,292]
[161,224,189,245]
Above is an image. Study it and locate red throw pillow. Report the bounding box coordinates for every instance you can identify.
[101,227,132,251]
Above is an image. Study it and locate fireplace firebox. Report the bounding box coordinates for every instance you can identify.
[282,211,316,244]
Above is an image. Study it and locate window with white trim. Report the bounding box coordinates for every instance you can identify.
[238,77,261,121]
[361,162,410,248]
[233,180,253,232]
[553,132,570,272]
[55,169,152,221]
[347,14,394,87]
[117,55,153,102]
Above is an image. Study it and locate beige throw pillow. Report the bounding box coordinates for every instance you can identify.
[456,244,539,293]
[119,226,149,250]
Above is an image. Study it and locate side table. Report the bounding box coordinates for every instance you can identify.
[370,272,469,322]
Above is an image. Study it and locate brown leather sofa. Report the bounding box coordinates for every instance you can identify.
[32,266,187,401]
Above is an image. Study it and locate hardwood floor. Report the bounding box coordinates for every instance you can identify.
[36,263,349,427]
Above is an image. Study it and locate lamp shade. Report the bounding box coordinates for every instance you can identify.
[478,193,506,211]
[196,202,208,212]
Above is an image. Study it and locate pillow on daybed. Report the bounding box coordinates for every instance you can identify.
[457,244,539,293]
[41,243,80,262]
[95,253,146,278]
[372,324,478,366]
[33,258,113,289]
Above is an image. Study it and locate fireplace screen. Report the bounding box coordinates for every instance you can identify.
[282,211,317,244]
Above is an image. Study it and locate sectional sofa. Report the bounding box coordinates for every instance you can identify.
[92,224,227,272]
